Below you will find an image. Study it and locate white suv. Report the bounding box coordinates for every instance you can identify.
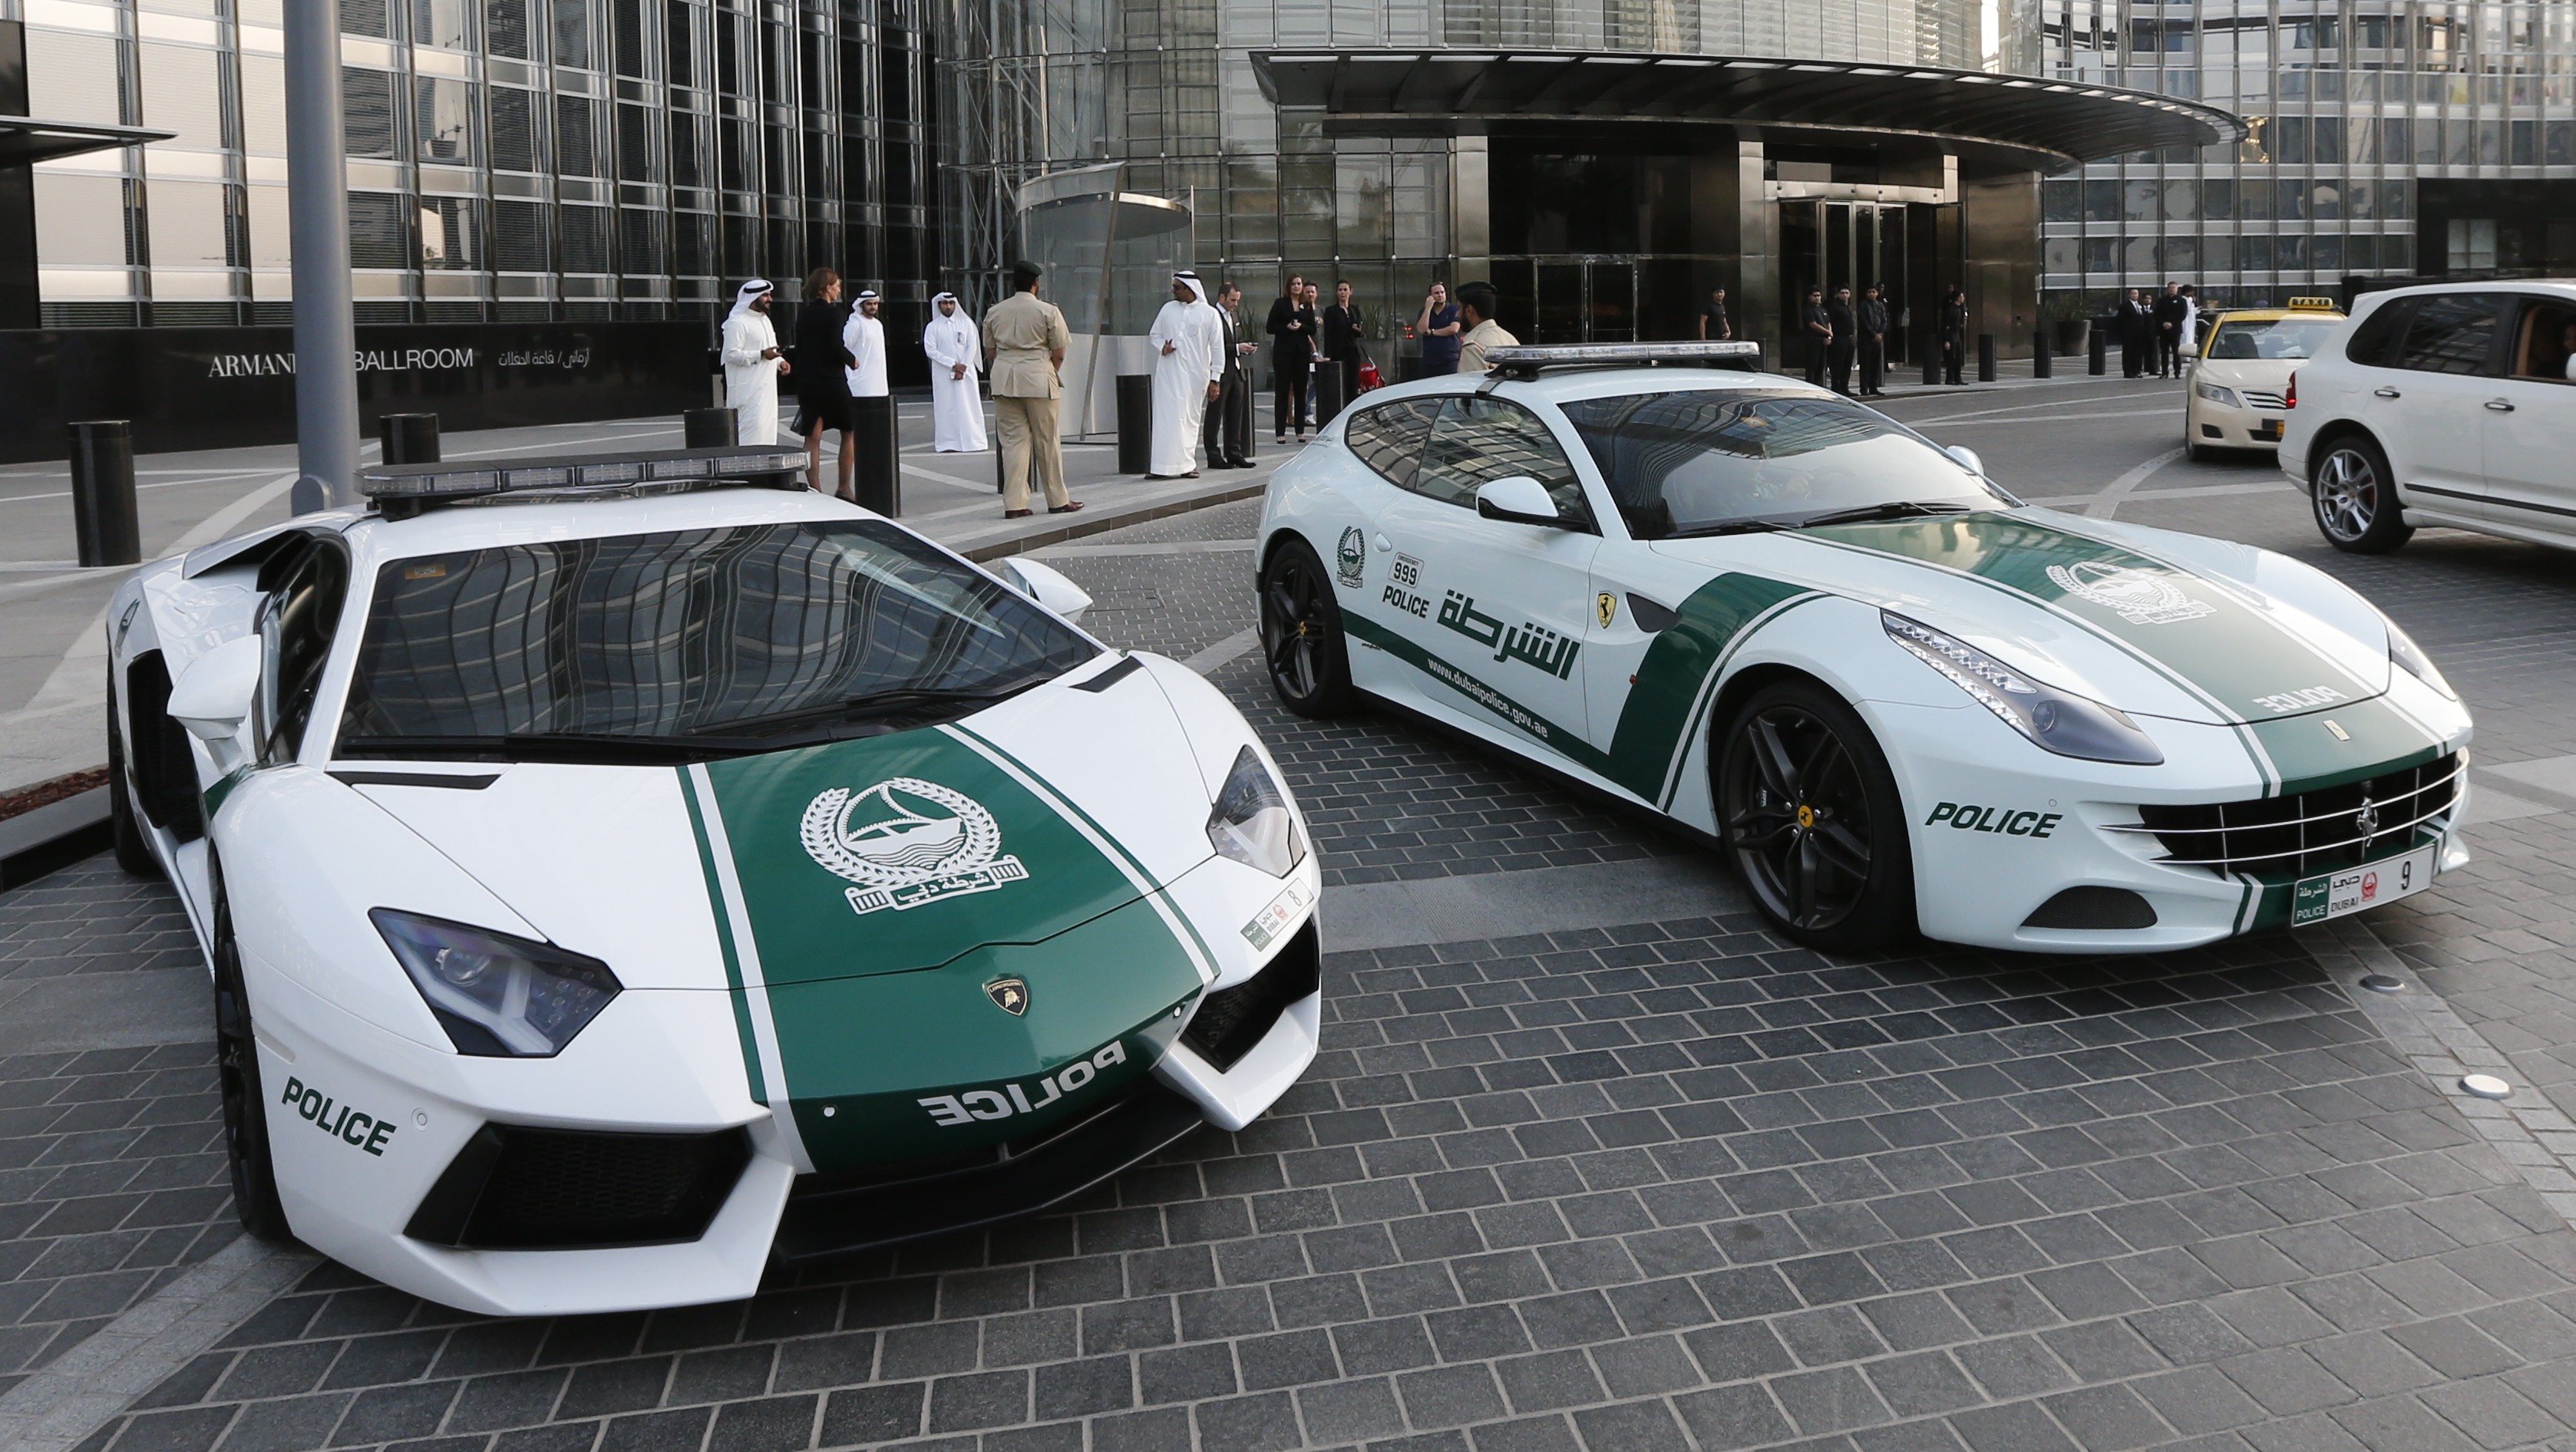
[2280,279,2576,553]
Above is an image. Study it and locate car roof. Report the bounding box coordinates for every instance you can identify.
[329,486,880,573]
[2358,278,2576,302]
[1356,367,1834,411]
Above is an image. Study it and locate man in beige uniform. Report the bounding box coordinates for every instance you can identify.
[1453,281,1518,375]
[983,261,1082,518]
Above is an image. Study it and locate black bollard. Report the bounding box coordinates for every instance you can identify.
[68,421,140,568]
[852,395,900,516]
[2089,328,2109,376]
[1921,348,1940,386]
[2032,332,2053,380]
[1977,333,1997,382]
[378,413,440,465]
[684,406,736,448]
[1314,365,1346,428]
[1116,374,1152,475]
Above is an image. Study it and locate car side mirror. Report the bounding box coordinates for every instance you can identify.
[168,635,264,772]
[996,556,1093,624]
[1944,445,1986,478]
[1474,475,1566,527]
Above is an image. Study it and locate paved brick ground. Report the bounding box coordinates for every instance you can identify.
[71,925,2576,1452]
[0,860,237,1399]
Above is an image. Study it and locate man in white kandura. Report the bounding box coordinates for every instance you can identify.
[843,288,889,404]
[1146,271,1224,480]
[923,292,987,453]
[719,279,790,444]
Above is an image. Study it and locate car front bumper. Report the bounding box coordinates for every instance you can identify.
[2188,394,2290,450]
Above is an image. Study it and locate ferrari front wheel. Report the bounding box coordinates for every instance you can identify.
[1716,680,1915,952]
[210,865,291,1242]
[1259,539,1357,718]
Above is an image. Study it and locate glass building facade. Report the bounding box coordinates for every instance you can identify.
[931,0,2231,365]
[2026,0,2576,313]
[17,0,930,327]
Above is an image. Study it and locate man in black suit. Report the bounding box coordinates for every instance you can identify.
[2154,282,2188,377]
[1319,279,1364,424]
[1939,286,1969,385]
[2119,288,2152,377]
[1265,273,1316,442]
[1826,286,1859,395]
[1856,285,1890,397]
[1206,281,1256,468]
[1800,287,1833,387]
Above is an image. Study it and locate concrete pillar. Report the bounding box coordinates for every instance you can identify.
[1962,170,2040,361]
[1448,134,1491,283]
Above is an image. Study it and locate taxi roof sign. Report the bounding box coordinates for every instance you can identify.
[2287,295,2339,311]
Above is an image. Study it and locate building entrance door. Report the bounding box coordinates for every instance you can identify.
[1778,201,1911,366]
[1528,261,1637,344]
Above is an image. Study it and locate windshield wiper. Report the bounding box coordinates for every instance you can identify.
[336,731,774,763]
[1794,500,1979,529]
[694,680,1045,738]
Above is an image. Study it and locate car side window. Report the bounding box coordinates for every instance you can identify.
[2508,298,2576,384]
[2343,298,2413,366]
[2393,295,2503,375]
[256,536,351,764]
[1342,398,1442,488]
[1413,396,1593,526]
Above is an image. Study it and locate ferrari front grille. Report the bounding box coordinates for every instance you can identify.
[405,1123,751,1250]
[2110,752,2461,877]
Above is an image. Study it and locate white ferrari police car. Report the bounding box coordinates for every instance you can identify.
[1258,342,2472,953]
[105,447,1319,1315]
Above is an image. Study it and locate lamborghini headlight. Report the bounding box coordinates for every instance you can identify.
[371,909,622,1057]
[2193,379,2242,408]
[1207,744,1305,876]
[1883,612,2163,766]
[2384,617,2456,700]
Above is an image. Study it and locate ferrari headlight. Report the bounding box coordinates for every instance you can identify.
[1882,612,2164,766]
[371,909,622,1057]
[2193,380,2241,408]
[2385,617,2456,700]
[1207,745,1305,876]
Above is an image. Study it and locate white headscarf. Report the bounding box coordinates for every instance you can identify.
[855,289,880,304]
[933,291,958,312]
[726,279,773,323]
[1172,272,1206,305]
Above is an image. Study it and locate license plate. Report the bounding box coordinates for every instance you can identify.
[2291,844,2436,927]
[2254,420,2284,441]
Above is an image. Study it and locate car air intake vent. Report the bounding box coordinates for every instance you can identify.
[1183,920,1320,1071]
[405,1124,751,1249]
[2119,752,2460,878]
[2023,886,2158,930]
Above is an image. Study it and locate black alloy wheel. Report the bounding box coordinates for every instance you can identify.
[2310,435,2413,554]
[1717,680,1914,951]
[1259,540,1357,718]
[106,687,158,877]
[211,863,292,1241]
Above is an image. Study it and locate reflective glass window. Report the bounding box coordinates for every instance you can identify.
[147,180,233,267]
[421,197,481,269]
[1417,396,1588,523]
[140,45,225,150]
[493,200,547,271]
[344,69,398,157]
[348,192,411,268]
[2396,295,2502,375]
[416,78,478,164]
[1342,397,1440,488]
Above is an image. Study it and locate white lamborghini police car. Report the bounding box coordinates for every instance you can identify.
[105,447,1319,1315]
[1258,342,2472,953]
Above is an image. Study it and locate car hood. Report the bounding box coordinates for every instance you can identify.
[350,669,1220,989]
[1650,507,2393,728]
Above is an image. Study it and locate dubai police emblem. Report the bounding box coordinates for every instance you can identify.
[1335,526,1367,588]
[2043,560,2215,626]
[800,777,1030,916]
[986,977,1030,1015]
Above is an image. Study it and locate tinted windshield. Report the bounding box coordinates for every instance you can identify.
[337,520,1094,759]
[2206,315,2340,361]
[1560,390,2001,540]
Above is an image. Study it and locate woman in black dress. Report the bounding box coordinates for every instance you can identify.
[793,267,857,498]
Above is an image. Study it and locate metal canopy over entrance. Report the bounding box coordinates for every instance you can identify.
[1253,51,2243,167]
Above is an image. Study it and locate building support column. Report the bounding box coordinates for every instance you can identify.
[285,0,359,511]
[1962,169,2039,361]
[1448,134,1490,282]
[0,22,40,332]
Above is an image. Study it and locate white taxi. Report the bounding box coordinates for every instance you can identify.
[2184,297,2344,460]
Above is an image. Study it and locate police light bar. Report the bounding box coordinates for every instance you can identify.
[359,446,810,516]
[1481,341,1765,378]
